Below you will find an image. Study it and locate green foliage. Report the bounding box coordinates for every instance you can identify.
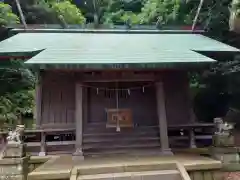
[102,10,139,25]
[138,0,191,25]
[0,2,19,27]
[84,0,140,26]
[50,0,86,24]
[0,60,35,95]
[120,11,139,25]
[19,0,85,25]
[0,90,34,124]
[0,60,35,127]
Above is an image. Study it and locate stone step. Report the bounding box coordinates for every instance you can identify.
[84,128,159,135]
[85,123,158,128]
[83,136,159,143]
[77,170,181,180]
[76,161,177,175]
[83,146,161,157]
[83,130,159,137]
[84,124,158,132]
[83,124,161,157]
[84,149,162,157]
[83,141,160,150]
[83,140,160,149]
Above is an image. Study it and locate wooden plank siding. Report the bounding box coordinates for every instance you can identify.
[163,71,191,125]
[41,72,75,129]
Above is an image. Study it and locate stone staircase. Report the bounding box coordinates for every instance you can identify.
[71,161,189,180]
[77,170,181,180]
[83,123,161,157]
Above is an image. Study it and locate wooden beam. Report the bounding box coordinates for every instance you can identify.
[82,72,156,82]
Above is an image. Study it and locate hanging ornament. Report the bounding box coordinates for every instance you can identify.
[142,86,145,93]
[128,89,131,95]
[96,88,99,95]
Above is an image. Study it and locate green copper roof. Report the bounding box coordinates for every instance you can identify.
[0,31,239,69]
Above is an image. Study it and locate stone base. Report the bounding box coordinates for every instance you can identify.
[0,174,26,180]
[73,148,84,160]
[222,163,240,171]
[210,147,240,164]
[0,156,29,180]
[213,153,239,163]
[161,148,174,156]
[1,143,26,158]
[212,135,235,147]
[38,151,46,156]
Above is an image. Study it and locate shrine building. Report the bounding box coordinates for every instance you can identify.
[0,28,239,157]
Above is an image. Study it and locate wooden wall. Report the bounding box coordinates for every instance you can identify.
[87,82,158,126]
[39,70,191,128]
[40,72,75,128]
[163,71,191,125]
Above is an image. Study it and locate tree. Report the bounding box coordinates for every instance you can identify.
[49,0,86,25]
[0,2,19,27]
[138,0,193,26]
[0,90,34,127]
[7,0,86,25]
[0,60,35,128]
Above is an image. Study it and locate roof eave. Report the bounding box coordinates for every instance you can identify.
[11,28,205,34]
[24,61,216,70]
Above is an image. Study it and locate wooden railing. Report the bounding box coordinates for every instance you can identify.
[0,123,214,155]
[0,128,76,155]
[168,123,214,148]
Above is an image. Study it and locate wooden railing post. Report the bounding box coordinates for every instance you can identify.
[189,128,197,148]
[39,132,46,156]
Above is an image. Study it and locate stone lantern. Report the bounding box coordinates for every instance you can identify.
[210,118,239,166]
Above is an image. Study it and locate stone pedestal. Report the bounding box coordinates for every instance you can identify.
[211,134,240,166]
[2,143,26,158]
[0,156,29,180]
[0,144,28,180]
[0,125,29,180]
[212,134,235,147]
[210,146,240,164]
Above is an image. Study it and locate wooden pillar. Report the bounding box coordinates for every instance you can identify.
[35,71,42,128]
[39,132,46,156]
[156,82,173,155]
[83,87,88,126]
[187,76,197,148]
[189,128,197,148]
[73,83,84,159]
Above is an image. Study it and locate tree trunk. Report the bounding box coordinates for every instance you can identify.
[191,0,205,31]
[14,0,27,29]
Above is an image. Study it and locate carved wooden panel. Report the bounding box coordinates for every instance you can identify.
[106,109,133,128]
